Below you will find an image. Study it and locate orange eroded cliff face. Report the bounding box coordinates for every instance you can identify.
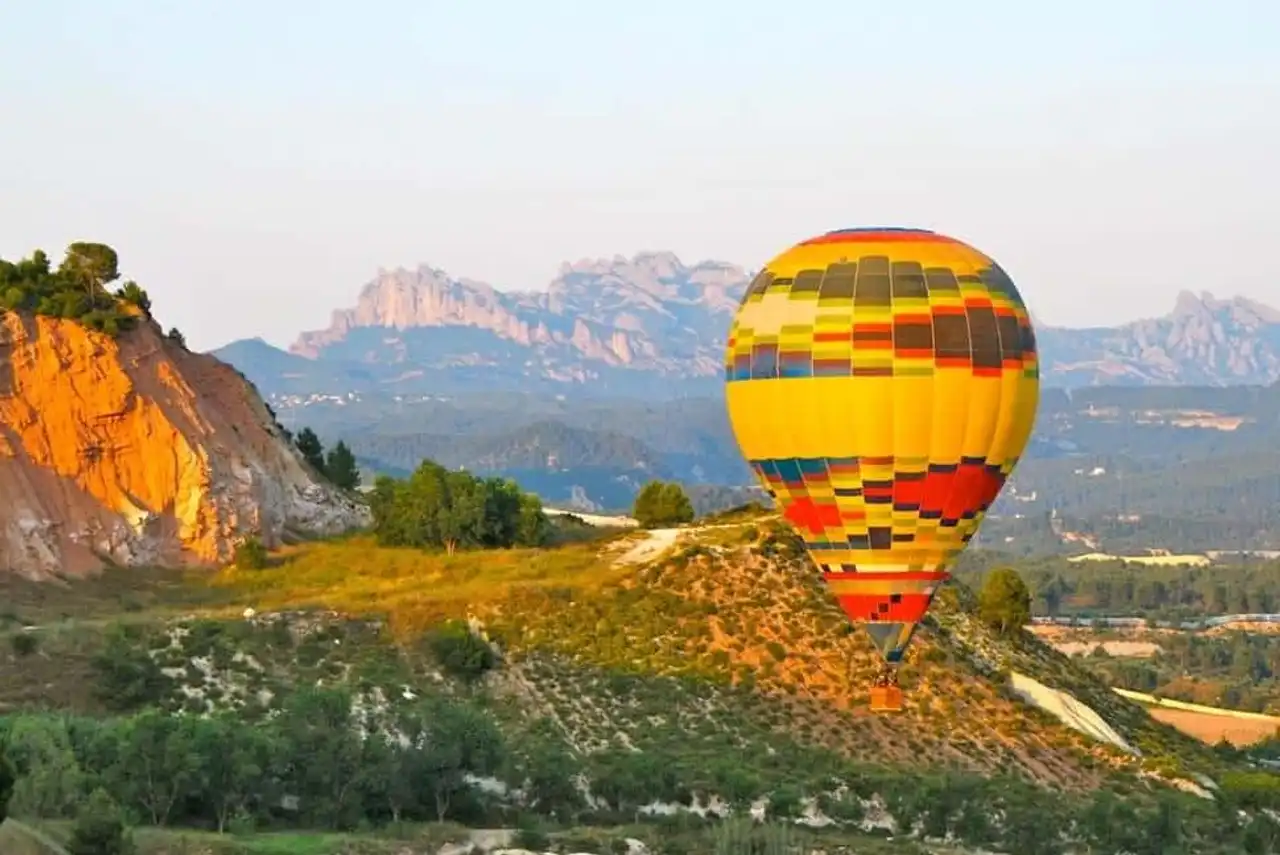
[0,312,368,579]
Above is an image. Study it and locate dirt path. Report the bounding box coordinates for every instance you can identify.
[613,527,681,566]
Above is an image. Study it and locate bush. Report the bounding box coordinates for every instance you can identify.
[10,632,38,657]
[69,788,134,855]
[233,535,269,570]
[426,620,498,682]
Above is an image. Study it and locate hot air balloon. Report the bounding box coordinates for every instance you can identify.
[723,227,1040,712]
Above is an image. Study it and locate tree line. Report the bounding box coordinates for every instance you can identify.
[1081,632,1280,715]
[2,686,1279,855]
[954,551,1280,619]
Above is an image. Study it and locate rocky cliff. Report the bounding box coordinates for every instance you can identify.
[0,311,368,579]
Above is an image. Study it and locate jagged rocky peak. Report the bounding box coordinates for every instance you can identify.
[1167,290,1280,327]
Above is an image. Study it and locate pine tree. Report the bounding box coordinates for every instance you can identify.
[325,440,360,490]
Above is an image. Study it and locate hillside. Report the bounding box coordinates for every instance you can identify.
[212,254,1280,397]
[268,380,1280,547]
[0,245,368,579]
[2,514,1276,854]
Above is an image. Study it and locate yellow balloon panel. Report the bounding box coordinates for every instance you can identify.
[724,228,1040,660]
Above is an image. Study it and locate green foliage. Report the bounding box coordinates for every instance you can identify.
[10,632,37,657]
[633,480,695,528]
[165,327,186,348]
[0,740,13,825]
[69,788,133,855]
[294,428,327,474]
[369,459,550,553]
[425,620,497,682]
[0,244,144,335]
[233,535,269,570]
[325,440,361,490]
[91,624,168,712]
[115,281,151,315]
[977,567,1032,636]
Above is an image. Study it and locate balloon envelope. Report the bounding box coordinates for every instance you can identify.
[724,227,1040,665]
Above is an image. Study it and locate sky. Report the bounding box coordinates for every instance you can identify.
[1,0,1277,352]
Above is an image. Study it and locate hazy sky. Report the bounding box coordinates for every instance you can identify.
[2,0,1277,352]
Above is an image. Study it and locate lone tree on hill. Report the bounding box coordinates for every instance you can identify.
[325,440,361,490]
[632,480,695,529]
[977,566,1033,636]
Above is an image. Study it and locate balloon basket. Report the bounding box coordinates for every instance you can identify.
[869,685,904,713]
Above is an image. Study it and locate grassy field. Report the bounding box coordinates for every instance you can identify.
[3,818,952,855]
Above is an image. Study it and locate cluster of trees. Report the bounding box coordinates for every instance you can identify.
[632,480,695,528]
[2,694,1278,853]
[954,551,1280,619]
[292,427,360,490]
[370,459,551,553]
[0,243,154,336]
[0,689,512,833]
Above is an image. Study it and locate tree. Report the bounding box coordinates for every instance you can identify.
[60,243,120,300]
[977,567,1032,636]
[325,440,360,490]
[3,716,86,819]
[191,713,265,833]
[516,492,552,547]
[269,688,364,830]
[0,741,14,825]
[359,733,420,824]
[415,698,506,822]
[294,428,327,474]
[112,711,200,827]
[632,480,695,528]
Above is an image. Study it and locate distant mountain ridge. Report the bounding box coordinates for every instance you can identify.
[212,253,1280,396]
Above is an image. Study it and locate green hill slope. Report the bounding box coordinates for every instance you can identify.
[1,514,1277,854]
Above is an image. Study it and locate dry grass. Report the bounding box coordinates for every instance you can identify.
[0,820,62,855]
[208,535,632,636]
[1147,708,1280,746]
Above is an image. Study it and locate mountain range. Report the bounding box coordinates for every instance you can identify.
[211,252,1280,398]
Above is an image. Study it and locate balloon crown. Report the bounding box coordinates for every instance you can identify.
[823,227,937,235]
